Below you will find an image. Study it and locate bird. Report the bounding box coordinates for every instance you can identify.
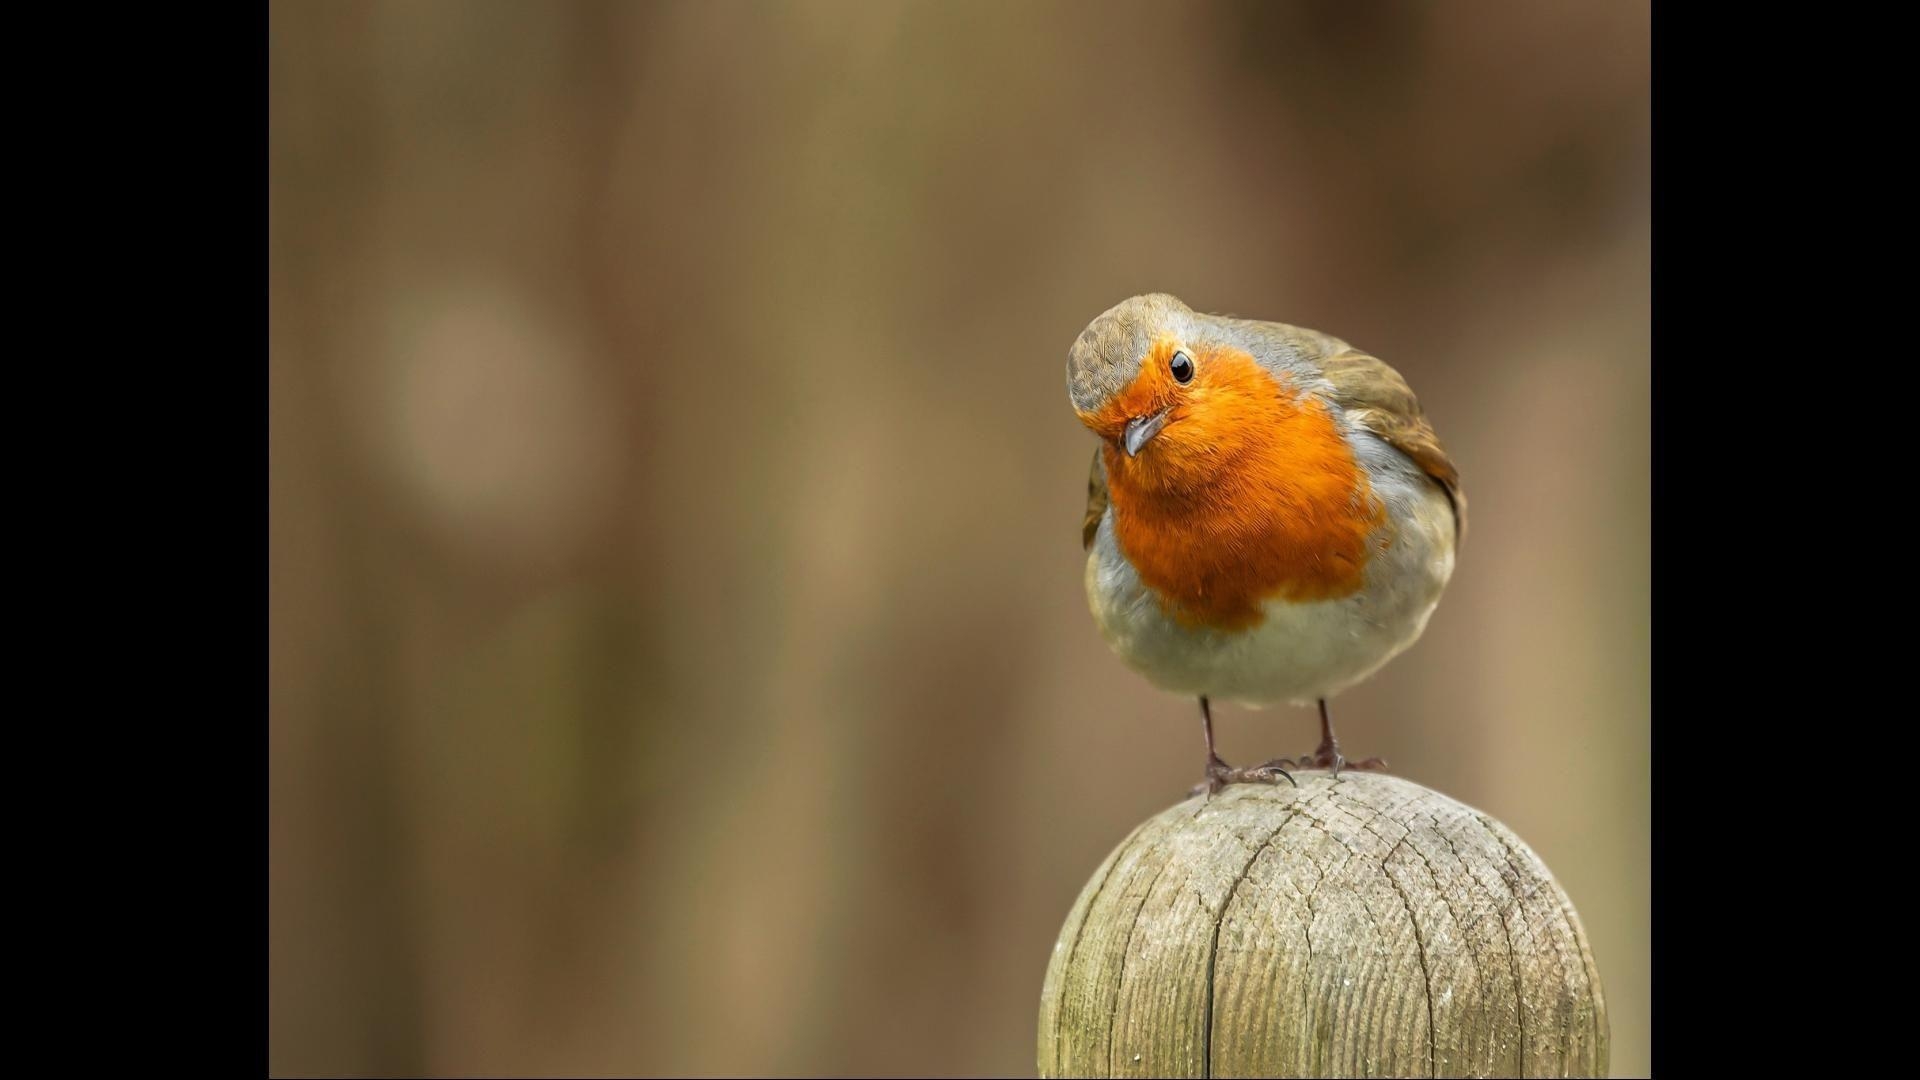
[1067,293,1464,795]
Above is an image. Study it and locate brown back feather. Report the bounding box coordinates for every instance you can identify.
[1081,447,1109,551]
[1317,348,1467,543]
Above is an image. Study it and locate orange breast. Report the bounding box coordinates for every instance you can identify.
[1096,343,1383,631]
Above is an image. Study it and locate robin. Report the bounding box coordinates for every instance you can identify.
[1068,294,1464,795]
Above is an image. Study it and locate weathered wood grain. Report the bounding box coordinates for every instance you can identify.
[1038,774,1606,1078]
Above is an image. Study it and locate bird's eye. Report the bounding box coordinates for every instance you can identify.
[1170,350,1195,384]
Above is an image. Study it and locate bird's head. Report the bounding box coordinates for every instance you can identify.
[1067,293,1308,494]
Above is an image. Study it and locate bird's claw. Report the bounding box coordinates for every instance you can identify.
[1190,755,1298,798]
[1290,744,1389,779]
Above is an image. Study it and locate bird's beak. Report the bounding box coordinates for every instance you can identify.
[1123,409,1172,457]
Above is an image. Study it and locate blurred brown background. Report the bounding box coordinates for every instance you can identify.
[269,1,1649,1075]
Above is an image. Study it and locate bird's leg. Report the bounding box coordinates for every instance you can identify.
[1293,699,1389,778]
[1191,696,1295,796]
[1202,694,1228,776]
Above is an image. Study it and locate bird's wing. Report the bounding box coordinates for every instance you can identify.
[1081,446,1109,551]
[1317,347,1467,543]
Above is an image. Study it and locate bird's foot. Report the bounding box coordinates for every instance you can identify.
[1190,754,1297,798]
[1291,740,1388,779]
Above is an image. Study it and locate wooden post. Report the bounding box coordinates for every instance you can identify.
[1038,773,1607,1078]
